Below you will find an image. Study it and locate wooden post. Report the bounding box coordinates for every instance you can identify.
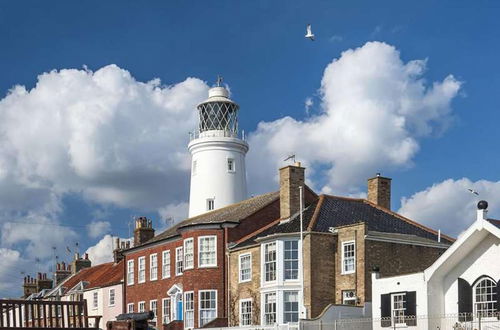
[83,299,89,327]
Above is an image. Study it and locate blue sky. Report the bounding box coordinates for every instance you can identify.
[1,0,499,297]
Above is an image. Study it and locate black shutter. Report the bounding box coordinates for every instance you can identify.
[381,294,391,327]
[405,291,417,326]
[458,278,473,322]
[497,280,500,319]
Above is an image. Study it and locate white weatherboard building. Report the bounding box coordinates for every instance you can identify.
[188,79,249,217]
[372,201,500,329]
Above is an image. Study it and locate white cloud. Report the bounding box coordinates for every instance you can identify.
[85,234,131,265]
[87,220,111,239]
[304,97,314,115]
[247,41,461,195]
[398,178,500,237]
[158,201,189,230]
[0,248,25,298]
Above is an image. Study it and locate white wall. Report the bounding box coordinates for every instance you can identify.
[188,135,248,217]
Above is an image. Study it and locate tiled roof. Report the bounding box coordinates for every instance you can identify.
[142,191,280,246]
[488,219,500,229]
[234,194,454,248]
[61,260,123,292]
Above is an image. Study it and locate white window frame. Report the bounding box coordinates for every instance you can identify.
[391,293,406,326]
[162,298,171,325]
[198,235,217,268]
[239,253,252,283]
[127,259,134,285]
[184,238,194,270]
[150,254,158,281]
[199,290,217,327]
[162,250,171,279]
[283,291,299,323]
[184,291,195,329]
[227,158,235,173]
[150,300,158,322]
[474,277,497,318]
[264,242,277,282]
[175,247,183,275]
[138,301,146,313]
[127,303,134,313]
[138,256,146,283]
[239,298,252,326]
[108,288,115,307]
[263,292,277,325]
[206,198,215,211]
[341,241,356,274]
[342,290,356,305]
[284,240,299,280]
[92,291,98,309]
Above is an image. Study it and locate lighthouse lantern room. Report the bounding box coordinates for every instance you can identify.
[188,77,249,217]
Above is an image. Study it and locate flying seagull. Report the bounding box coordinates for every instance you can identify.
[305,24,315,41]
[468,188,479,196]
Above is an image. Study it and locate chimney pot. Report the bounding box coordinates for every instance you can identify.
[84,253,89,260]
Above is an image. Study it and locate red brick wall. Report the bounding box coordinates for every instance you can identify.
[125,229,226,329]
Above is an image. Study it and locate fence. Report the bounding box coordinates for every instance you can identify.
[0,299,101,329]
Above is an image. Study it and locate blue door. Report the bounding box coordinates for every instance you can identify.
[177,301,183,320]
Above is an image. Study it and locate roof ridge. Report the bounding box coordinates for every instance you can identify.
[322,194,366,202]
[362,199,455,242]
[307,195,325,231]
[233,217,282,246]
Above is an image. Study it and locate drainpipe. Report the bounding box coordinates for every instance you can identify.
[299,185,306,319]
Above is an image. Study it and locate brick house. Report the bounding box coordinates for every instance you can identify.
[122,183,317,329]
[227,165,454,327]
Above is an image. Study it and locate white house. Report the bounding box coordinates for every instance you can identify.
[372,200,500,329]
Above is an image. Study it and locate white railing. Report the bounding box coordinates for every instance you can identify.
[189,129,245,141]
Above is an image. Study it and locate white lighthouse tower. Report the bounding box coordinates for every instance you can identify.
[188,77,249,217]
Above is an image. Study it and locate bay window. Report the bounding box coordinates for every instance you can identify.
[264,242,276,282]
[199,236,217,267]
[184,238,194,270]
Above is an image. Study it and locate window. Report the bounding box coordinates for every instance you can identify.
[227,158,235,172]
[162,298,171,324]
[264,292,276,325]
[92,292,98,309]
[150,254,158,281]
[284,291,299,323]
[199,236,217,267]
[162,250,171,279]
[127,260,134,285]
[342,290,356,305]
[284,240,299,280]
[239,253,252,282]
[341,241,355,274]
[127,303,134,313]
[199,290,217,327]
[239,299,252,326]
[474,278,497,317]
[150,300,158,323]
[391,293,406,326]
[207,198,215,211]
[109,289,115,307]
[138,256,146,283]
[175,247,183,275]
[138,301,145,313]
[184,292,194,329]
[264,242,277,282]
[184,238,194,270]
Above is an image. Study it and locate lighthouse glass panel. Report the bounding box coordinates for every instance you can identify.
[198,102,238,135]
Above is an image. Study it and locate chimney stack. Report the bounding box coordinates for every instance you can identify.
[367,173,392,210]
[22,275,37,298]
[54,261,72,286]
[279,162,305,220]
[71,252,92,274]
[134,217,155,246]
[113,237,126,264]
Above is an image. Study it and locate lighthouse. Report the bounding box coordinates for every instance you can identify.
[188,77,249,217]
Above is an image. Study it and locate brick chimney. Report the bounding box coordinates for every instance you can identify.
[367,173,392,210]
[113,237,129,264]
[53,261,72,286]
[36,272,53,292]
[71,252,92,275]
[22,275,37,298]
[279,162,305,220]
[134,217,155,246]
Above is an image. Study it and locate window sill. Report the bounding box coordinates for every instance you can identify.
[162,276,171,280]
[108,304,115,307]
[341,271,355,275]
[239,279,251,284]
[198,265,218,269]
[127,283,134,286]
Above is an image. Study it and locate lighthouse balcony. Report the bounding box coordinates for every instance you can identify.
[189,129,246,141]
